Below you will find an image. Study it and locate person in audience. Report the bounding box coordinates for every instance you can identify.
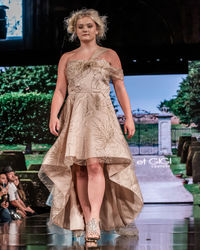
[14,175,27,204]
[14,174,37,212]
[0,172,12,223]
[14,175,37,216]
[3,166,36,218]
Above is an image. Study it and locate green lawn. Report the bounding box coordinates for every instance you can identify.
[0,143,51,151]
[166,154,200,205]
[168,155,187,178]
[25,154,46,169]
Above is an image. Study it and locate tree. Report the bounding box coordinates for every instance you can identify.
[158,61,200,130]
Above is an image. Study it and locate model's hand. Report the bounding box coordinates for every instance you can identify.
[124,118,135,139]
[49,116,60,136]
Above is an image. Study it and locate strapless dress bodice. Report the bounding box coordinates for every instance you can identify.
[65,58,124,95]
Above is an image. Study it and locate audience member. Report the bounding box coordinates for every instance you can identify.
[14,175,27,204]
[3,166,35,218]
[0,172,12,223]
[14,174,36,215]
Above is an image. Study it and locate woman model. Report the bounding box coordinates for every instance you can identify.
[38,8,143,243]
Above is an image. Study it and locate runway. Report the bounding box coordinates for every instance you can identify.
[0,155,198,248]
[133,155,193,203]
[0,204,200,249]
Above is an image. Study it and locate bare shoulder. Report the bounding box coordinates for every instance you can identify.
[103,47,119,58]
[102,47,122,66]
[59,49,79,64]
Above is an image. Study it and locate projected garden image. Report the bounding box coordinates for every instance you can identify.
[0,61,200,165]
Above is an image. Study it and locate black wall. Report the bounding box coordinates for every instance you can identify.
[1,0,200,74]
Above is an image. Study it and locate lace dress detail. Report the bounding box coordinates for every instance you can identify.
[38,47,143,231]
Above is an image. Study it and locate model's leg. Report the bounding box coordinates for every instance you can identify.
[86,158,105,222]
[74,164,91,223]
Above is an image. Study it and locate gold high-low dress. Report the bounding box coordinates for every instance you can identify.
[38,47,143,231]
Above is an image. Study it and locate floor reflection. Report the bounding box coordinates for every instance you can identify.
[0,219,24,248]
[46,219,139,249]
[0,204,200,249]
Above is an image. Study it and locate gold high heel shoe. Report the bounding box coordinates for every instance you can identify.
[85,218,101,241]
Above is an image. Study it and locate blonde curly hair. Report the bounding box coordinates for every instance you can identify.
[64,8,108,42]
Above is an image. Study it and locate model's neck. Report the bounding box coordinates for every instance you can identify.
[79,40,99,51]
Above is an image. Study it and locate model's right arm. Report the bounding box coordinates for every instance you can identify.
[49,53,69,136]
[50,53,68,118]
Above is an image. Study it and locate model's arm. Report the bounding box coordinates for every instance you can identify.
[113,80,133,120]
[49,53,69,136]
[108,50,135,139]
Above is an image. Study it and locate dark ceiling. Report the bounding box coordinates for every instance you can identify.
[1,0,200,75]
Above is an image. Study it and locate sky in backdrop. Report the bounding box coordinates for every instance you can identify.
[110,74,188,115]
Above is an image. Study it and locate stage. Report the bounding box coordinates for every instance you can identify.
[0,204,199,249]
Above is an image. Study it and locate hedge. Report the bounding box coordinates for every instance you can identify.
[0,92,56,145]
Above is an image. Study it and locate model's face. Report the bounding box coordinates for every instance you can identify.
[76,16,98,42]
[0,174,8,185]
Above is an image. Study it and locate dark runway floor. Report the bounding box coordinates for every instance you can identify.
[0,204,200,249]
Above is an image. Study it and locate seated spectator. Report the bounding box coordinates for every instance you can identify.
[0,172,12,223]
[3,166,36,218]
[14,175,27,204]
[14,175,37,216]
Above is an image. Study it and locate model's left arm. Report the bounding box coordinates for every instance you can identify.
[108,49,135,139]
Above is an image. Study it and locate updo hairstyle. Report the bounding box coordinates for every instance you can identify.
[64,8,108,42]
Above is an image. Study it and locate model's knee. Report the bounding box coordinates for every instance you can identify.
[87,162,103,176]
